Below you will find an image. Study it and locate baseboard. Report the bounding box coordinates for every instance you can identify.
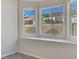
[17,50,46,59]
[1,51,17,58]
[1,51,47,59]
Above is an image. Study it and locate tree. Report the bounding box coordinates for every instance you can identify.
[41,14,54,24]
[41,13,59,34]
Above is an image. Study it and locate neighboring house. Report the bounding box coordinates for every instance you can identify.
[24,16,36,25]
[71,10,77,23]
[42,12,64,23]
[71,15,77,23]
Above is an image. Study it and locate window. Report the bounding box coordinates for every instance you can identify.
[22,3,77,42]
[23,8,37,34]
[40,7,65,38]
[70,0,77,36]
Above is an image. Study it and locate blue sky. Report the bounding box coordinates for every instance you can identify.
[41,7,63,14]
[24,9,36,16]
[24,0,77,16]
[71,0,77,10]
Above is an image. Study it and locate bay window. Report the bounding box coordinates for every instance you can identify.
[21,0,77,43]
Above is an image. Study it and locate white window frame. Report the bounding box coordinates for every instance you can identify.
[21,4,76,44]
[23,8,38,37]
[70,3,77,39]
[39,4,66,39]
[65,3,77,42]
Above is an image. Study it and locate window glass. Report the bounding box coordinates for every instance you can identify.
[41,8,52,34]
[71,0,77,36]
[41,7,64,37]
[23,9,36,33]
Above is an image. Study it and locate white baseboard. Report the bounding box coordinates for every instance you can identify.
[1,51,17,58]
[1,51,47,59]
[17,51,47,59]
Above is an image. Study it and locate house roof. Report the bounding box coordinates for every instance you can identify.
[24,16,36,20]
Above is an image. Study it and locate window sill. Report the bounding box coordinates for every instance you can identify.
[21,36,77,44]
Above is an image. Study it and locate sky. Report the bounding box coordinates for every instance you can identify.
[41,7,63,14]
[71,0,77,10]
[24,9,36,16]
[24,0,77,16]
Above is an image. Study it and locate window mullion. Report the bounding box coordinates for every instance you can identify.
[67,3,71,39]
[36,8,41,37]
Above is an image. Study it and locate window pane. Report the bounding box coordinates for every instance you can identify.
[41,7,64,36]
[71,0,77,36]
[41,8,52,34]
[23,9,36,33]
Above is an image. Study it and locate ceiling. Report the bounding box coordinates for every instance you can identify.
[22,0,70,3]
[20,0,71,9]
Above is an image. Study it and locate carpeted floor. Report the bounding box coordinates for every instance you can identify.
[2,53,39,59]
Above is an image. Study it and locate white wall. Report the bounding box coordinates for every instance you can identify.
[18,39,76,59]
[1,0,18,56]
[18,1,77,59]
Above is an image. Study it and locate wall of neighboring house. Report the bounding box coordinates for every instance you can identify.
[18,1,77,59]
[1,0,18,57]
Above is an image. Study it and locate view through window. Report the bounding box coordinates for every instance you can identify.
[41,7,64,37]
[71,0,77,36]
[23,1,77,39]
[23,9,36,33]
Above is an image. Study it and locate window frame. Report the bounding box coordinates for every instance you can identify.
[65,3,77,41]
[70,3,77,38]
[21,4,77,44]
[39,4,66,39]
[23,8,38,37]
